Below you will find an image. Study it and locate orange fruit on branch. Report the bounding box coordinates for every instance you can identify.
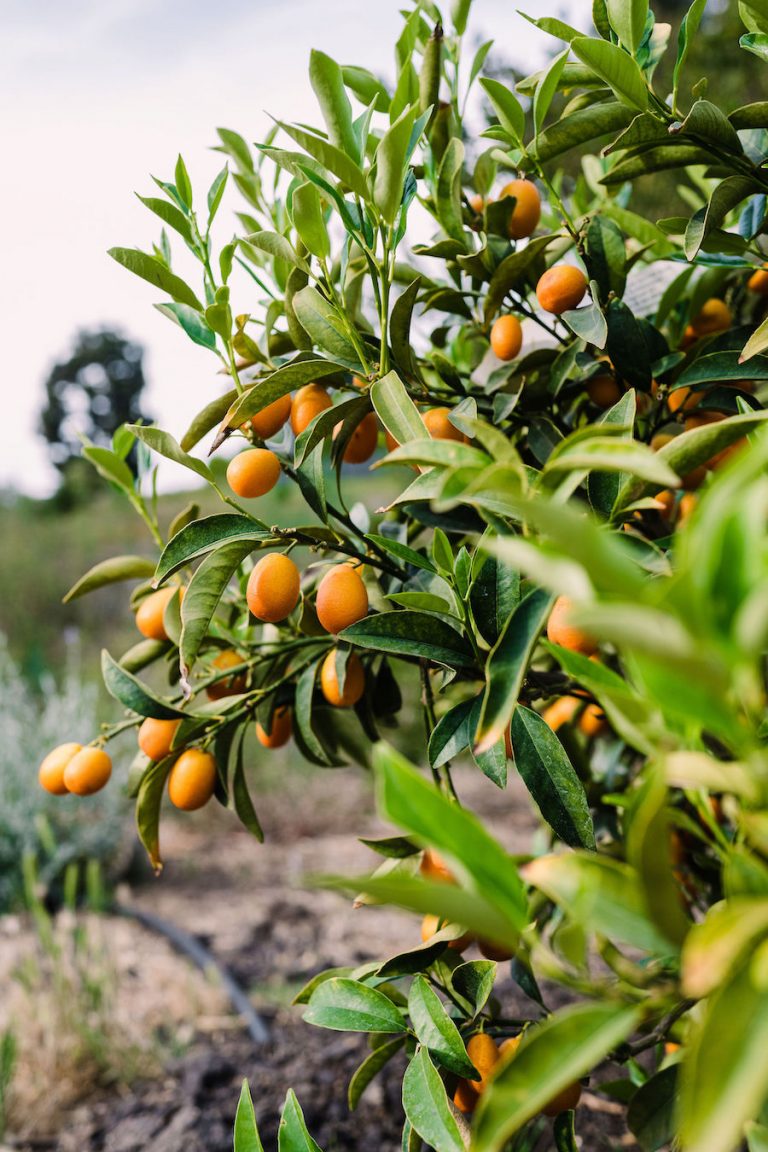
[338,412,379,463]
[290,384,333,436]
[63,747,112,796]
[691,297,731,336]
[424,407,465,442]
[138,717,181,761]
[168,748,217,811]
[536,265,587,314]
[546,596,597,655]
[490,314,523,361]
[226,448,281,498]
[315,564,369,634]
[747,265,768,295]
[420,914,472,952]
[39,742,83,795]
[500,178,541,240]
[256,706,292,749]
[320,648,365,707]
[135,586,183,641]
[247,553,301,623]
[244,393,292,439]
[206,649,248,700]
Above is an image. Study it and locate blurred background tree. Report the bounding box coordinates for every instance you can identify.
[39,329,151,510]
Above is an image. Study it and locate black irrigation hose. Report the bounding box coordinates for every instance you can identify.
[114,901,270,1046]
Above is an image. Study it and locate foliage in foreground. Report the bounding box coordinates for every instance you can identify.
[38,0,768,1148]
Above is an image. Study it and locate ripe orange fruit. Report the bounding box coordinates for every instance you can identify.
[256,706,292,749]
[692,298,731,336]
[541,695,580,732]
[541,1080,582,1117]
[138,718,181,761]
[420,914,472,952]
[424,407,464,442]
[748,266,768,295]
[478,939,515,961]
[453,1078,479,1114]
[247,553,301,623]
[226,448,281,498]
[667,385,702,414]
[384,429,399,453]
[579,702,607,737]
[500,179,541,240]
[135,586,183,641]
[685,411,724,432]
[168,748,217,811]
[316,564,368,634]
[546,596,597,656]
[206,649,248,700]
[536,265,587,314]
[420,849,454,884]
[650,432,676,452]
[467,1033,501,1094]
[320,649,365,707]
[654,489,677,521]
[499,1036,521,1061]
[63,747,112,796]
[490,314,523,361]
[676,492,697,527]
[468,193,485,215]
[39,742,82,795]
[587,373,621,408]
[290,384,333,436]
[244,394,292,440]
[339,412,379,463]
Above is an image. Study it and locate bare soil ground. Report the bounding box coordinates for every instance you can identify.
[2,765,634,1152]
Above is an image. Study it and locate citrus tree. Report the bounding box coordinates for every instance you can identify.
[38,0,768,1148]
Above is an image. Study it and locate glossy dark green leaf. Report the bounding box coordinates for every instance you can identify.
[135,756,173,872]
[408,975,476,1077]
[476,586,553,752]
[155,302,217,351]
[402,1047,465,1152]
[222,358,344,435]
[291,286,361,366]
[365,534,435,575]
[342,611,476,669]
[511,705,595,849]
[627,1067,678,1152]
[428,696,475,768]
[101,649,187,720]
[156,515,271,584]
[180,540,255,678]
[180,390,238,452]
[108,247,203,310]
[305,977,406,1033]
[451,960,497,1017]
[533,101,634,163]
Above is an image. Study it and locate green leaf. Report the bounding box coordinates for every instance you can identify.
[511,705,595,850]
[435,137,465,243]
[523,852,673,954]
[544,435,679,487]
[294,658,344,768]
[470,549,521,647]
[684,176,758,260]
[155,515,270,584]
[180,390,238,452]
[348,1037,405,1111]
[81,444,135,496]
[428,697,475,768]
[602,145,714,184]
[532,101,634,163]
[476,586,553,752]
[680,963,768,1152]
[547,643,655,755]
[137,195,193,242]
[101,649,187,720]
[673,0,708,110]
[154,302,217,351]
[451,960,497,1017]
[730,101,768,129]
[341,611,476,669]
[304,977,405,1033]
[474,1002,641,1151]
[275,120,368,200]
[63,556,156,603]
[479,78,525,143]
[371,369,427,446]
[653,412,768,489]
[402,1047,465,1152]
[627,1067,677,1152]
[606,0,649,52]
[373,105,418,225]
[292,182,331,261]
[309,49,361,165]
[571,37,649,109]
[234,1080,265,1152]
[365,534,436,575]
[741,315,768,362]
[374,743,528,931]
[534,49,569,134]
[484,235,559,323]
[230,751,264,842]
[174,154,192,208]
[108,247,203,310]
[207,165,229,223]
[291,286,361,366]
[681,99,744,155]
[407,976,477,1077]
[126,424,213,484]
[626,768,690,947]
[681,898,768,999]
[221,357,344,435]
[180,540,255,679]
[277,1090,324,1152]
[135,757,173,871]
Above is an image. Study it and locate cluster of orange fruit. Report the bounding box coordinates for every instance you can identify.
[39,561,373,804]
[489,264,589,364]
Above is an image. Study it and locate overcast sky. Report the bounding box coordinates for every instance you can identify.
[1,0,586,496]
